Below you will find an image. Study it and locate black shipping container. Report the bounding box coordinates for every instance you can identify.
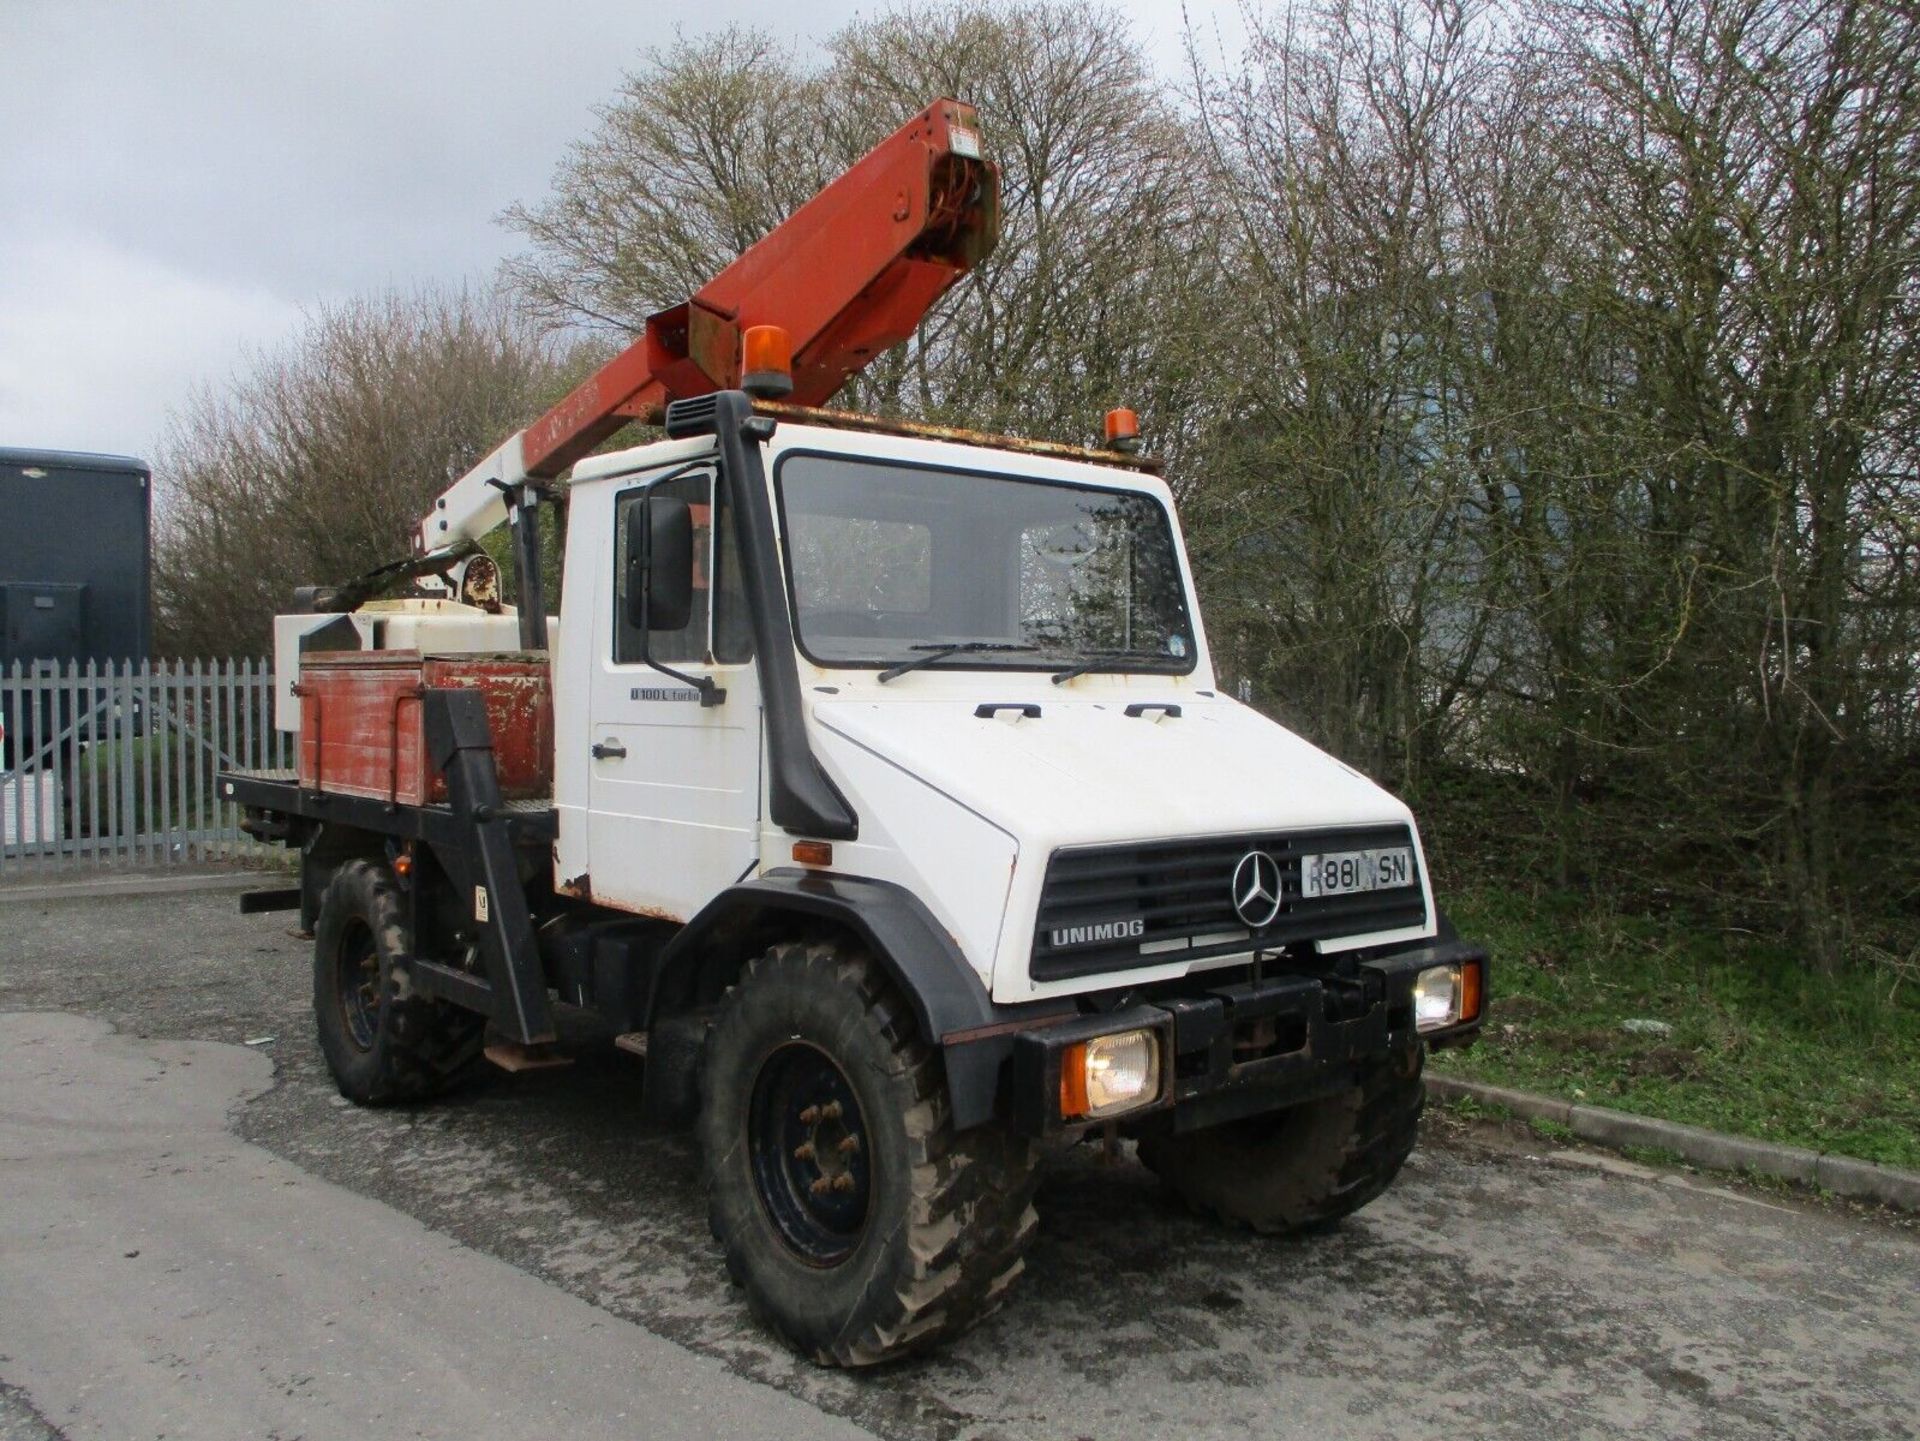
[0,447,152,671]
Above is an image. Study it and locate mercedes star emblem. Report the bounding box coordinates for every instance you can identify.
[1231,849,1283,929]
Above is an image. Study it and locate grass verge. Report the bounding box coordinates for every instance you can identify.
[1430,886,1920,1170]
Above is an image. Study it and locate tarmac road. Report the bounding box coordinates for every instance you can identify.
[0,1010,870,1441]
[2,885,1916,1441]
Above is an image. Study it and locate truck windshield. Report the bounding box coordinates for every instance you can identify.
[775,453,1197,676]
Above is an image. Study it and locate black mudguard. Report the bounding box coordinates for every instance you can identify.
[652,867,1064,1130]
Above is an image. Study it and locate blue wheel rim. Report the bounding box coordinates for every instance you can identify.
[335,918,380,1051]
[748,1041,871,1265]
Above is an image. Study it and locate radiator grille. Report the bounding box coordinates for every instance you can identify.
[1031,823,1426,982]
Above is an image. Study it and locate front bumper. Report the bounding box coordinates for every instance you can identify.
[999,937,1486,1137]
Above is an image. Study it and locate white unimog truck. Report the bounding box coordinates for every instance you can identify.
[223,100,1486,1365]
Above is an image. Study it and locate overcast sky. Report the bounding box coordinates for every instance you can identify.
[1,0,1241,463]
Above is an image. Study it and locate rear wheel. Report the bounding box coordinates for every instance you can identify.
[312,859,486,1104]
[698,940,1039,1366]
[1139,1046,1424,1234]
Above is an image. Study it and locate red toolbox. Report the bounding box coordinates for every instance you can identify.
[295,651,553,806]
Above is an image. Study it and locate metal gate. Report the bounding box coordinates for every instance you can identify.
[0,659,285,874]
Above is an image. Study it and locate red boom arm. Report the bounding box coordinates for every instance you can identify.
[519,98,997,479]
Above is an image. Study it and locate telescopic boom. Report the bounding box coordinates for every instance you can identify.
[416,98,997,559]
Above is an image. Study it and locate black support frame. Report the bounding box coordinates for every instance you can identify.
[420,688,557,1044]
[221,691,559,1047]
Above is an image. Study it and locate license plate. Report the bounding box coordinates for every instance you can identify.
[1301,846,1414,898]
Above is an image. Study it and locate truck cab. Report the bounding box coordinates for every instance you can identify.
[554,412,1437,1008]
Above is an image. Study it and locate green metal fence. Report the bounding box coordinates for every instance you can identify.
[0,659,285,874]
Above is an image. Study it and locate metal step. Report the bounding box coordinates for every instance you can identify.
[482,1040,574,1073]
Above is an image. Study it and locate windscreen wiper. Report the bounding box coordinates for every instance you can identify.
[875,641,1037,684]
[1048,649,1175,684]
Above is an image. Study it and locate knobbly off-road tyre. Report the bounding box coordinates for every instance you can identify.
[312,859,486,1105]
[698,940,1040,1366]
[1139,1045,1425,1234]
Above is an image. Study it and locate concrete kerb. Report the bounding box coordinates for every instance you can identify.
[1428,1073,1920,1212]
[0,869,278,905]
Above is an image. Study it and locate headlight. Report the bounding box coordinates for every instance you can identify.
[1059,1028,1161,1120]
[1415,960,1483,1032]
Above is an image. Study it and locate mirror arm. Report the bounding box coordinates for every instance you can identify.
[633,516,724,708]
[636,652,726,708]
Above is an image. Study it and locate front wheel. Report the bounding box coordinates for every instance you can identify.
[698,940,1039,1366]
[1139,1046,1425,1234]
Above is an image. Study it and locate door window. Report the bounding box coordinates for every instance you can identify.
[612,469,752,665]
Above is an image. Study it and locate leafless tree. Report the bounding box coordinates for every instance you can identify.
[153,286,583,656]
[1549,0,1920,968]
[1189,0,1919,962]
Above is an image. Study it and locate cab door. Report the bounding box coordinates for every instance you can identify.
[586,464,761,918]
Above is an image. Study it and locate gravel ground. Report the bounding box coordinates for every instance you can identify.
[3,885,1917,1440]
[0,1383,60,1441]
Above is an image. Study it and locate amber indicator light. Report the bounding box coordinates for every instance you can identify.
[1058,1041,1091,1119]
[791,840,833,867]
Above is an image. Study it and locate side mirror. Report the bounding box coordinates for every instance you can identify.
[624,494,694,635]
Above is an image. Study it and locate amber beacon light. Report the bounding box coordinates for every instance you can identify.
[742,325,796,399]
[1104,407,1141,453]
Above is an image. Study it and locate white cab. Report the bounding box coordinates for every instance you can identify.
[552,421,1437,1003]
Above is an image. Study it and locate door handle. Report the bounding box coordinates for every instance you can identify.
[591,738,627,761]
